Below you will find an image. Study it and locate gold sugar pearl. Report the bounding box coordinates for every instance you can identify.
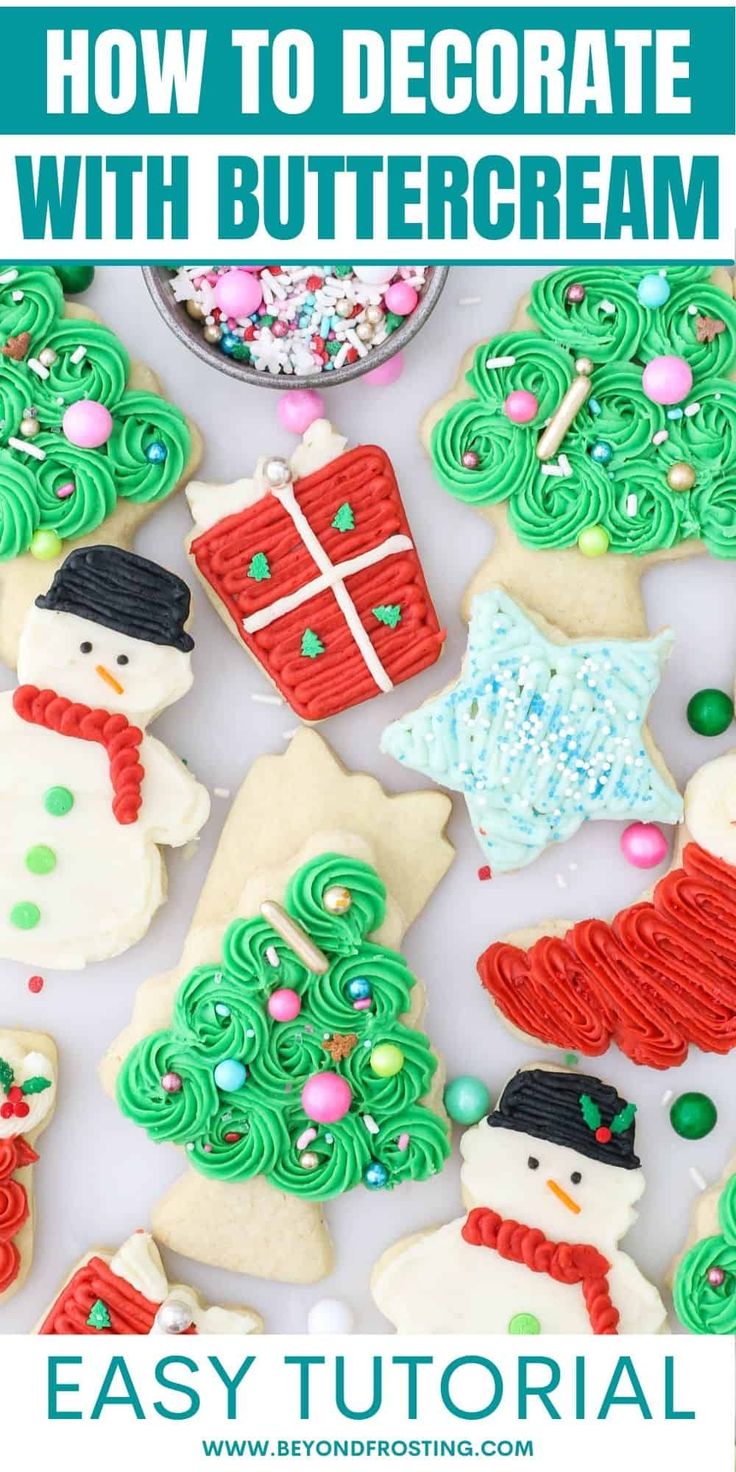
[299,1150,320,1170]
[186,299,206,320]
[19,417,40,437]
[666,461,697,492]
[323,885,352,914]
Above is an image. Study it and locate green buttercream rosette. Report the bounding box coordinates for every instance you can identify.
[605,460,691,555]
[0,264,191,559]
[507,448,612,550]
[432,399,535,505]
[673,1178,736,1333]
[116,852,450,1202]
[641,282,736,381]
[466,331,573,418]
[529,266,645,358]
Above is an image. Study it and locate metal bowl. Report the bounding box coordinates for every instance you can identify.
[142,266,449,389]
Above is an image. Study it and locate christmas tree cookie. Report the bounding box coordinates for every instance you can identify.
[185,418,445,721]
[0,545,210,968]
[0,265,200,667]
[480,748,736,1068]
[424,265,736,639]
[670,1153,736,1334]
[0,1029,56,1305]
[382,585,681,873]
[37,1230,262,1334]
[373,1064,667,1335]
[101,728,453,1283]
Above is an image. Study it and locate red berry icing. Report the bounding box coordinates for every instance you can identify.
[595,1126,612,1143]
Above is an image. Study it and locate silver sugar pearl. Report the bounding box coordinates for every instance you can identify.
[264,456,291,489]
[39,348,57,368]
[154,1298,194,1334]
[300,1150,320,1170]
[356,321,374,343]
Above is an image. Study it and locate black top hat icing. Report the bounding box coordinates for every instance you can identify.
[35,546,194,652]
[487,1068,640,1170]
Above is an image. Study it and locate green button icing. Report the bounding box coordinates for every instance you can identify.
[10,901,41,930]
[117,852,451,1202]
[25,844,56,875]
[0,266,191,561]
[507,1313,541,1334]
[430,264,736,559]
[43,786,74,816]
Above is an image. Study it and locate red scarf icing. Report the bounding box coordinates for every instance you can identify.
[0,1135,37,1295]
[462,1206,618,1334]
[38,1255,198,1335]
[479,842,736,1070]
[13,686,144,824]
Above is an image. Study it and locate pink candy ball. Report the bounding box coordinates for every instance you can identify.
[384,282,418,316]
[63,400,113,449]
[641,355,693,406]
[620,822,669,869]
[267,987,302,1022]
[504,389,539,424]
[277,389,325,435]
[301,1071,352,1124]
[214,268,263,319]
[364,351,404,386]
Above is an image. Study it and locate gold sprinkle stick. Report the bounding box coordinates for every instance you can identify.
[536,358,594,461]
[260,900,329,974]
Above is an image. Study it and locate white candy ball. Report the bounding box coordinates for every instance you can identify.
[155,1298,194,1334]
[307,1297,354,1335]
[353,266,398,285]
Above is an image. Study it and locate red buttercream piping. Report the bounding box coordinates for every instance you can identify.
[462,1206,618,1334]
[38,1255,198,1335]
[13,685,144,824]
[478,842,736,1069]
[0,1134,34,1296]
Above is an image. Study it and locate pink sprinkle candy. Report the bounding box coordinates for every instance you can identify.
[397,1132,410,1151]
[364,352,404,387]
[297,1126,317,1150]
[384,281,418,315]
[277,388,325,434]
[56,481,75,500]
[353,998,372,1011]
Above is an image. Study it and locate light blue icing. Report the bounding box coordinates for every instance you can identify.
[381,588,683,872]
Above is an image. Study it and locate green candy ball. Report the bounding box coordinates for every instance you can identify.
[369,1043,404,1078]
[670,1091,718,1140]
[53,265,95,294]
[443,1075,491,1125]
[29,530,62,562]
[578,524,610,558]
[687,688,734,737]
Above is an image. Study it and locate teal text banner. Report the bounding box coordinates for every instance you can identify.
[0,7,733,135]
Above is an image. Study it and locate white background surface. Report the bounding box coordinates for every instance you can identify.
[2,263,736,1335]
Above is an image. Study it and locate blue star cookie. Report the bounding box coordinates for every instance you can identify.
[381,587,682,873]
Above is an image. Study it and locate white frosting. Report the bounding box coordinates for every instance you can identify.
[373,1112,667,1335]
[0,1040,56,1138]
[0,607,210,969]
[108,1232,260,1334]
[186,419,348,534]
[684,751,736,865]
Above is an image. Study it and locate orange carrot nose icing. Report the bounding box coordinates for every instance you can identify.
[546,1178,581,1214]
[96,664,124,695]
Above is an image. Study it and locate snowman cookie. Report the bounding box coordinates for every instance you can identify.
[0,545,210,968]
[423,265,736,641]
[480,749,736,1069]
[37,1229,262,1334]
[0,265,200,669]
[101,728,453,1284]
[185,419,445,721]
[0,1029,56,1306]
[372,1065,666,1335]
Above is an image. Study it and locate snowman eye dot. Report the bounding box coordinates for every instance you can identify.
[571,1171,582,1184]
[79,641,92,654]
[116,654,129,665]
[527,1156,539,1170]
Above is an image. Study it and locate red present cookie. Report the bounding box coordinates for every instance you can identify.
[186,420,445,721]
[37,1230,262,1334]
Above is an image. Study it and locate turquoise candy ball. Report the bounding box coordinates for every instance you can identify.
[347,977,371,1001]
[363,1160,389,1189]
[670,1092,718,1140]
[589,440,613,466]
[637,273,671,308]
[213,1058,247,1091]
[444,1075,491,1126]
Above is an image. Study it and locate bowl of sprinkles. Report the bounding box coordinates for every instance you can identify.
[143,265,448,387]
